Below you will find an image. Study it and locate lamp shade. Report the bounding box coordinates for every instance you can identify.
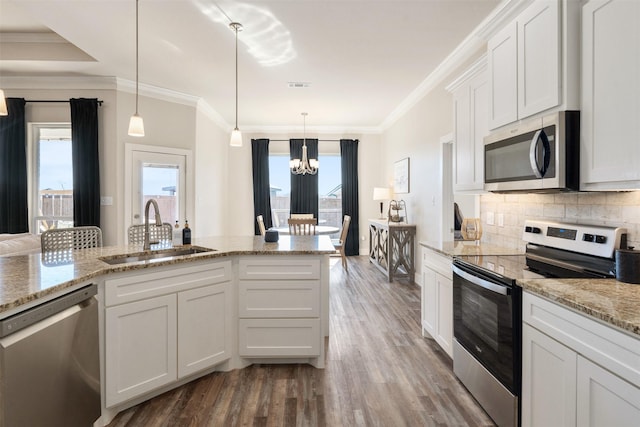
[0,90,7,116]
[230,128,243,147]
[373,187,391,201]
[128,113,145,137]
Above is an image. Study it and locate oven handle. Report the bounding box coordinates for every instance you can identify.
[452,264,509,295]
[529,129,551,178]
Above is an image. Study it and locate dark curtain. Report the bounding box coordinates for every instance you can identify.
[340,139,360,256]
[251,138,272,235]
[0,98,28,233]
[290,139,318,218]
[70,98,100,227]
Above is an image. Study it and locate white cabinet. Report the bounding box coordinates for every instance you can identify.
[488,21,518,129]
[104,261,232,407]
[580,0,640,190]
[178,282,231,378]
[420,247,453,357]
[237,256,324,367]
[517,0,560,119]
[576,356,640,426]
[488,0,578,130]
[522,323,577,427]
[105,294,178,407]
[522,292,640,427]
[448,56,488,192]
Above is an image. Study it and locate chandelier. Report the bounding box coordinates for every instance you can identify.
[290,112,319,175]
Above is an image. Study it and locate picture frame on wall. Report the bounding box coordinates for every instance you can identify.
[394,157,410,194]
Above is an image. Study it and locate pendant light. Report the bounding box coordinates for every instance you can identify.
[229,22,243,147]
[0,90,7,116]
[128,0,144,137]
[290,112,319,175]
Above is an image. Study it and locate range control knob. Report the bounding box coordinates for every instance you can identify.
[595,235,607,244]
[525,226,542,234]
[583,233,595,242]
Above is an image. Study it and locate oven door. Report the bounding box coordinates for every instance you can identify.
[452,261,521,394]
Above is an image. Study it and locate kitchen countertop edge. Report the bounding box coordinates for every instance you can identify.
[0,235,335,316]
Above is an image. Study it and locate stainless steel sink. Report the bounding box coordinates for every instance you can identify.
[100,246,216,265]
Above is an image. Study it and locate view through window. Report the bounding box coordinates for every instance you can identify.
[269,154,342,233]
[31,125,74,233]
[142,164,180,225]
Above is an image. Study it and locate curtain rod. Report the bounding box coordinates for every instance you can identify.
[25,99,104,105]
[268,139,343,142]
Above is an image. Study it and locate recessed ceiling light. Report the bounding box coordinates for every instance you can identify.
[288,82,311,88]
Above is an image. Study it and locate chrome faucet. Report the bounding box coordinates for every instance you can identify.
[143,198,163,250]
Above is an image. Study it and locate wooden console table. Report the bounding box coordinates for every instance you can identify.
[369,219,416,283]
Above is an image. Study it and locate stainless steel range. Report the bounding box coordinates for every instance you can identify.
[452,220,627,427]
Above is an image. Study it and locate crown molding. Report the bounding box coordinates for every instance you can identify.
[380,0,532,131]
[242,124,382,135]
[0,32,69,43]
[115,78,200,107]
[1,75,117,89]
[196,99,231,131]
[445,54,488,93]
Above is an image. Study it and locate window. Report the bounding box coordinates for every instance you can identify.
[30,124,74,233]
[268,150,342,230]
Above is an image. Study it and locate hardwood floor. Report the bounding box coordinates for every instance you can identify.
[108,256,495,426]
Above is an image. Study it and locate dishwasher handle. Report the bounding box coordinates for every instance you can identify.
[0,284,97,338]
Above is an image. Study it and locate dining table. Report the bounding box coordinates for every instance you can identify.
[274,226,340,236]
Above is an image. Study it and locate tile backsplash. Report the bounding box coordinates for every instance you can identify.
[480,192,640,252]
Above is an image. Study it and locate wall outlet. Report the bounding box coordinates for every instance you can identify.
[486,212,494,225]
[100,196,113,206]
[497,213,504,227]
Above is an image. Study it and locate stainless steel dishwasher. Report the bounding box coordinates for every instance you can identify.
[0,284,100,427]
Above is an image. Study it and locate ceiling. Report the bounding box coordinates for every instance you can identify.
[0,0,502,131]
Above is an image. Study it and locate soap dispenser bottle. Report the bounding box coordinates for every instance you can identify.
[182,220,191,245]
[173,220,182,246]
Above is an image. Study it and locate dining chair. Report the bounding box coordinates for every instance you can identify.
[290,213,314,219]
[127,223,173,245]
[256,215,266,236]
[288,218,317,235]
[41,226,103,252]
[331,215,351,269]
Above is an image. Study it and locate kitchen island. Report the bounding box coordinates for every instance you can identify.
[0,235,335,426]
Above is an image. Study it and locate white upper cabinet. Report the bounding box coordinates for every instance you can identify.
[580,0,640,190]
[488,0,578,131]
[488,21,518,129]
[517,0,560,118]
[448,56,488,193]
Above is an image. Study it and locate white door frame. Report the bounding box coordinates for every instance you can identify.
[124,143,194,244]
[440,133,454,244]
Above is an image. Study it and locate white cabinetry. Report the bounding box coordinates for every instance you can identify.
[488,0,578,130]
[447,56,488,192]
[522,291,640,427]
[420,247,453,358]
[104,261,232,407]
[580,0,640,190]
[237,256,324,367]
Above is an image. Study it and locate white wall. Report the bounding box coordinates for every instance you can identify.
[381,84,454,245]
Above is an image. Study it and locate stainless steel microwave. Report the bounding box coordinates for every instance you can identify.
[484,111,579,192]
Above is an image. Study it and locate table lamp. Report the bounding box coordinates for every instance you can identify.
[373,187,391,219]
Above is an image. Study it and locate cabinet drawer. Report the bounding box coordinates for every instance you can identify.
[105,261,232,306]
[523,292,640,386]
[238,257,320,280]
[239,280,320,318]
[238,318,320,357]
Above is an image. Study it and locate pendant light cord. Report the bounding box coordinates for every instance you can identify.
[135,0,139,115]
[235,23,238,129]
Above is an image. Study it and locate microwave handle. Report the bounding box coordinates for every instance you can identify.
[529,130,551,178]
[452,264,509,295]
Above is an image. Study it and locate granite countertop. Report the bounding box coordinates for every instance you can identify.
[0,235,336,317]
[518,277,640,337]
[419,240,524,257]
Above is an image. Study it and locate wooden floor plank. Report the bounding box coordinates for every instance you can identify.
[108,256,495,426]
